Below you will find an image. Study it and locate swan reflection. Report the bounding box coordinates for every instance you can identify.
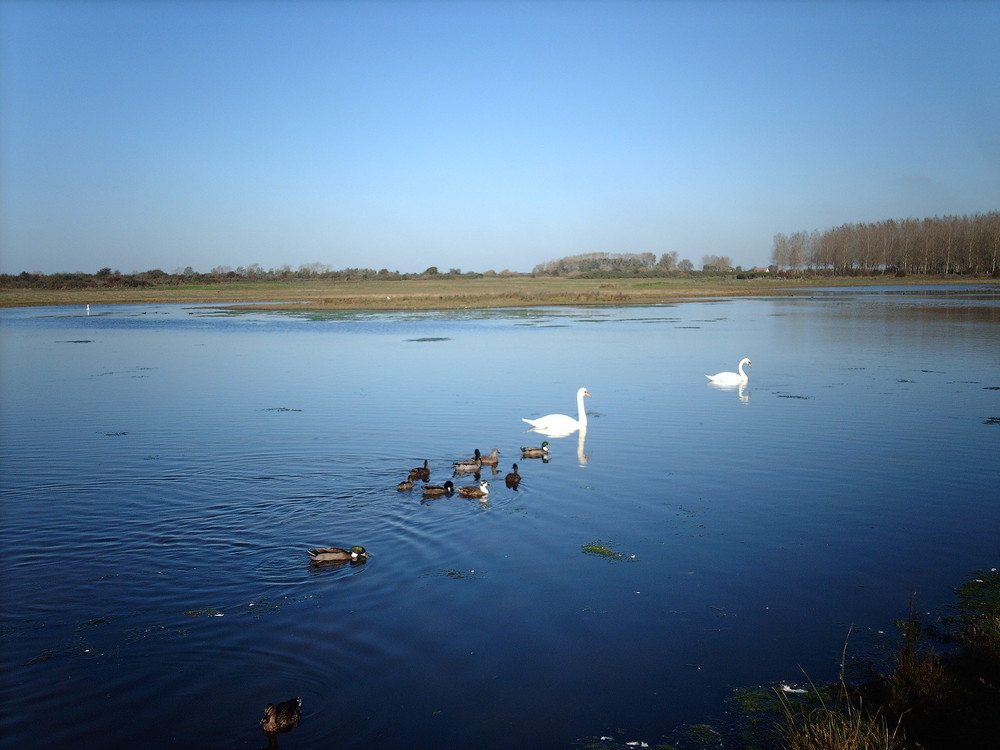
[706,380,751,403]
[576,427,589,465]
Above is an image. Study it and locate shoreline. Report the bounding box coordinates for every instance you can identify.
[2,275,996,311]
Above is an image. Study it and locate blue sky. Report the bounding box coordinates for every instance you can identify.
[2,1,998,275]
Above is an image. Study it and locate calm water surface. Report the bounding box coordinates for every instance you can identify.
[2,286,998,749]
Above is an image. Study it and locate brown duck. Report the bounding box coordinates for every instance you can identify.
[261,696,301,733]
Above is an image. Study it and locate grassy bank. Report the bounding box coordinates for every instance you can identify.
[581,569,1000,750]
[739,570,1000,750]
[2,275,996,310]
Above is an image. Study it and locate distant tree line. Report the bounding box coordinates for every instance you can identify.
[531,251,711,275]
[0,264,526,290]
[772,211,1000,276]
[2,253,746,290]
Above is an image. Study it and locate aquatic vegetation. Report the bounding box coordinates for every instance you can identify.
[580,541,633,561]
[438,568,483,579]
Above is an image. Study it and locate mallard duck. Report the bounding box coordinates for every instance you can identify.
[422,480,455,497]
[306,545,369,563]
[477,448,501,465]
[396,479,414,491]
[706,357,751,385]
[408,459,430,482]
[504,463,521,488]
[453,449,482,473]
[458,479,490,498]
[261,696,301,732]
[521,441,550,458]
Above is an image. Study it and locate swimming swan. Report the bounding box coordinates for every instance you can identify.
[522,387,591,435]
[706,358,751,386]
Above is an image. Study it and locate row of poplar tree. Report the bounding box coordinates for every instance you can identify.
[773,212,999,275]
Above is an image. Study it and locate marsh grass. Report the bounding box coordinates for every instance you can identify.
[727,570,1000,750]
[775,632,905,750]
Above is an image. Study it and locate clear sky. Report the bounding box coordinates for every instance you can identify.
[2,0,998,275]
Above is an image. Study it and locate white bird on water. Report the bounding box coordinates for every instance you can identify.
[522,387,591,436]
[706,357,751,386]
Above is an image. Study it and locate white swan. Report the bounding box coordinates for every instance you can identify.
[522,387,591,436]
[705,357,751,386]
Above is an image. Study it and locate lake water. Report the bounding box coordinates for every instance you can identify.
[2,285,998,749]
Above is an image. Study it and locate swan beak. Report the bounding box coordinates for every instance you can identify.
[584,391,592,397]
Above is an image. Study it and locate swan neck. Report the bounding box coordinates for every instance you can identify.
[577,391,588,426]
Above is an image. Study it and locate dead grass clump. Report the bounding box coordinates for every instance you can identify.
[777,632,905,750]
[780,704,904,750]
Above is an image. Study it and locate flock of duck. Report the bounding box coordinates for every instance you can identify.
[302,441,555,572]
[283,363,749,736]
[394,443,543,500]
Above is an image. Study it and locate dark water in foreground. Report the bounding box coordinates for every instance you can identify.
[2,286,998,749]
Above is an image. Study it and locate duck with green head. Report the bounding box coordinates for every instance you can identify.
[520,441,550,458]
[453,450,482,473]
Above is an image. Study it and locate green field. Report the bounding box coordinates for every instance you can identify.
[2,275,995,311]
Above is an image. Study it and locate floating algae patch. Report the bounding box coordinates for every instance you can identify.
[953,568,1000,626]
[184,608,223,617]
[434,568,484,579]
[580,541,633,561]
